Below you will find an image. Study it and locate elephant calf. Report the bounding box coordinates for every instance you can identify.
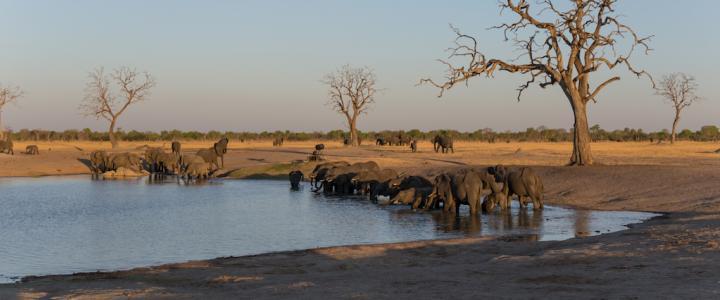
[289,170,304,190]
[488,165,544,210]
[25,145,39,155]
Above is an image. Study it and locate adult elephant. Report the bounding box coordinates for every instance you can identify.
[488,165,544,210]
[289,170,304,190]
[171,141,181,156]
[309,161,350,190]
[107,152,142,172]
[433,135,454,153]
[89,150,109,173]
[213,137,229,168]
[427,169,487,214]
[0,138,14,155]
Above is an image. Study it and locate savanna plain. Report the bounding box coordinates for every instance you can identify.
[2,140,720,299]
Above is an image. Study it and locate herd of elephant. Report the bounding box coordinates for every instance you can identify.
[0,137,40,155]
[375,134,452,154]
[88,137,230,179]
[289,160,544,215]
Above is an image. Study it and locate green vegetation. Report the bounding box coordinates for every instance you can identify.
[5,125,720,143]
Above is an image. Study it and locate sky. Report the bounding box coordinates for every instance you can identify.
[0,0,718,133]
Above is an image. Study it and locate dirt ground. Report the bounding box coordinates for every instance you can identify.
[2,140,720,299]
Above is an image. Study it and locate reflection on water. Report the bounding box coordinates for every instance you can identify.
[0,176,658,283]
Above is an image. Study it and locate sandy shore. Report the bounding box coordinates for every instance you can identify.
[2,140,720,299]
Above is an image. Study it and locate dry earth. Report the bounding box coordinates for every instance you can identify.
[1,140,720,299]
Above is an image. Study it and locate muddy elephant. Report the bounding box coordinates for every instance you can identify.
[433,135,454,153]
[0,139,14,155]
[184,162,211,179]
[289,170,304,190]
[89,150,109,173]
[171,141,181,156]
[25,145,39,155]
[107,152,142,172]
[389,186,433,209]
[488,165,544,210]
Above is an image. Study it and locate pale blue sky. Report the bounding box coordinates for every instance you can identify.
[0,0,717,132]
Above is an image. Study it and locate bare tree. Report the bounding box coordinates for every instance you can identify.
[81,67,156,148]
[421,0,653,165]
[656,73,701,144]
[0,84,24,140]
[323,65,377,147]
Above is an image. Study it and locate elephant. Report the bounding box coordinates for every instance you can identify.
[309,161,350,190]
[427,169,488,214]
[273,137,284,146]
[89,150,109,173]
[351,168,399,196]
[107,152,142,172]
[315,144,325,151]
[432,135,454,153]
[157,152,180,174]
[197,148,221,170]
[322,161,381,194]
[25,145,39,155]
[144,147,164,173]
[171,141,181,156]
[213,137,229,168]
[375,138,387,146]
[184,162,211,179]
[179,154,205,172]
[0,139,14,155]
[289,170,304,190]
[389,186,433,209]
[388,175,433,194]
[488,165,544,210]
[410,140,417,153]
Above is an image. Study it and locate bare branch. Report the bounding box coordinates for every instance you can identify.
[322,65,377,146]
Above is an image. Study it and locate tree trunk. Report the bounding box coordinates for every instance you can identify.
[109,118,119,149]
[671,109,680,144]
[349,117,360,147]
[569,99,593,166]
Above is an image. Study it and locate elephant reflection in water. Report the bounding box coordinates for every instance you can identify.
[574,210,591,237]
[485,207,543,237]
[431,212,482,234]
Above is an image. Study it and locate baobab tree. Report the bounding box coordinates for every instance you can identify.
[80,67,156,148]
[656,73,701,144]
[0,84,23,140]
[323,65,377,147]
[421,0,653,165]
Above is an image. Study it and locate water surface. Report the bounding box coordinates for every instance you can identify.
[0,176,657,283]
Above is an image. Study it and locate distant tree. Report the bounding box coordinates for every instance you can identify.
[322,65,377,147]
[0,84,23,140]
[421,0,653,165]
[699,125,719,141]
[80,67,156,148]
[656,73,701,144]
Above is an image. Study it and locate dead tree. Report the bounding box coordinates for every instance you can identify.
[80,67,156,148]
[656,73,701,144]
[421,0,653,165]
[322,65,377,147]
[0,84,23,140]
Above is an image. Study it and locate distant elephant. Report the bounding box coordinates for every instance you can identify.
[0,138,14,155]
[315,144,325,151]
[171,141,181,156]
[25,145,39,155]
[375,138,386,146]
[273,137,284,147]
[289,170,304,190]
[488,165,544,210]
[184,162,211,179]
[410,140,417,153]
[89,150,109,173]
[433,135,454,153]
